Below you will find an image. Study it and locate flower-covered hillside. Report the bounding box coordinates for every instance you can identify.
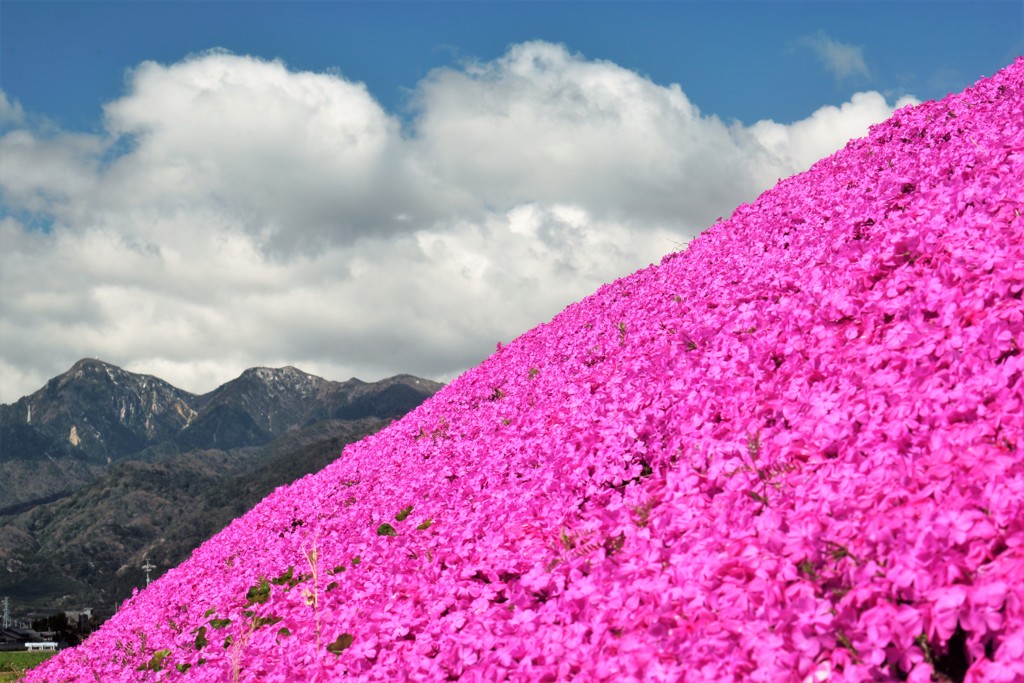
[29,60,1024,682]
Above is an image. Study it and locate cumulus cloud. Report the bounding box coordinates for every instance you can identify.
[801,31,870,81]
[409,41,760,229]
[0,44,916,401]
[743,91,920,179]
[0,134,102,222]
[101,52,444,253]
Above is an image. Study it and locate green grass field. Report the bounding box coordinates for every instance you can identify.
[0,651,57,682]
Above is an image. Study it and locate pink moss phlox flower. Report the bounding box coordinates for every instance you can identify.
[25,58,1024,682]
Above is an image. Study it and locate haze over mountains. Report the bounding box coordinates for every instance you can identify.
[0,359,442,620]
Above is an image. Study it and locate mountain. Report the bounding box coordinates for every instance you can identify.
[7,358,198,459]
[0,361,442,619]
[26,61,1024,681]
[0,359,199,513]
[174,366,436,451]
[0,359,441,513]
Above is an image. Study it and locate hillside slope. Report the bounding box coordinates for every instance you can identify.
[0,418,387,619]
[28,60,1024,682]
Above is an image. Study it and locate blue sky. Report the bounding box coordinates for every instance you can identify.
[0,1,1021,401]
[5,1,1021,131]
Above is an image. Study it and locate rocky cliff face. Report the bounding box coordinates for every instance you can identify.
[11,358,198,455]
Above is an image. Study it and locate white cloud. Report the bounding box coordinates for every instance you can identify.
[410,41,759,229]
[0,44,916,401]
[0,91,25,126]
[0,129,102,214]
[97,51,439,253]
[801,31,870,81]
[743,91,920,180]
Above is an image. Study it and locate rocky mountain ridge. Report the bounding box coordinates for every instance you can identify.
[0,358,441,512]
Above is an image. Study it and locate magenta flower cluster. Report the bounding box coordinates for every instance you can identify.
[28,59,1024,682]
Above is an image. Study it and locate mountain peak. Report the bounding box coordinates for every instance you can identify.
[238,365,319,384]
[55,358,171,393]
[2,359,199,468]
[69,357,113,371]
[241,365,300,376]
[62,357,126,382]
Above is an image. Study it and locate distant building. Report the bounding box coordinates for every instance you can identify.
[64,608,93,632]
[0,626,47,651]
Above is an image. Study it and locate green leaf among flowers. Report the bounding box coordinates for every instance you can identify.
[327,633,355,654]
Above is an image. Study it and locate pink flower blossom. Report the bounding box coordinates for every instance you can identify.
[25,57,1024,683]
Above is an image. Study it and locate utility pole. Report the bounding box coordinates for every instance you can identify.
[2,596,10,629]
[141,558,156,587]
